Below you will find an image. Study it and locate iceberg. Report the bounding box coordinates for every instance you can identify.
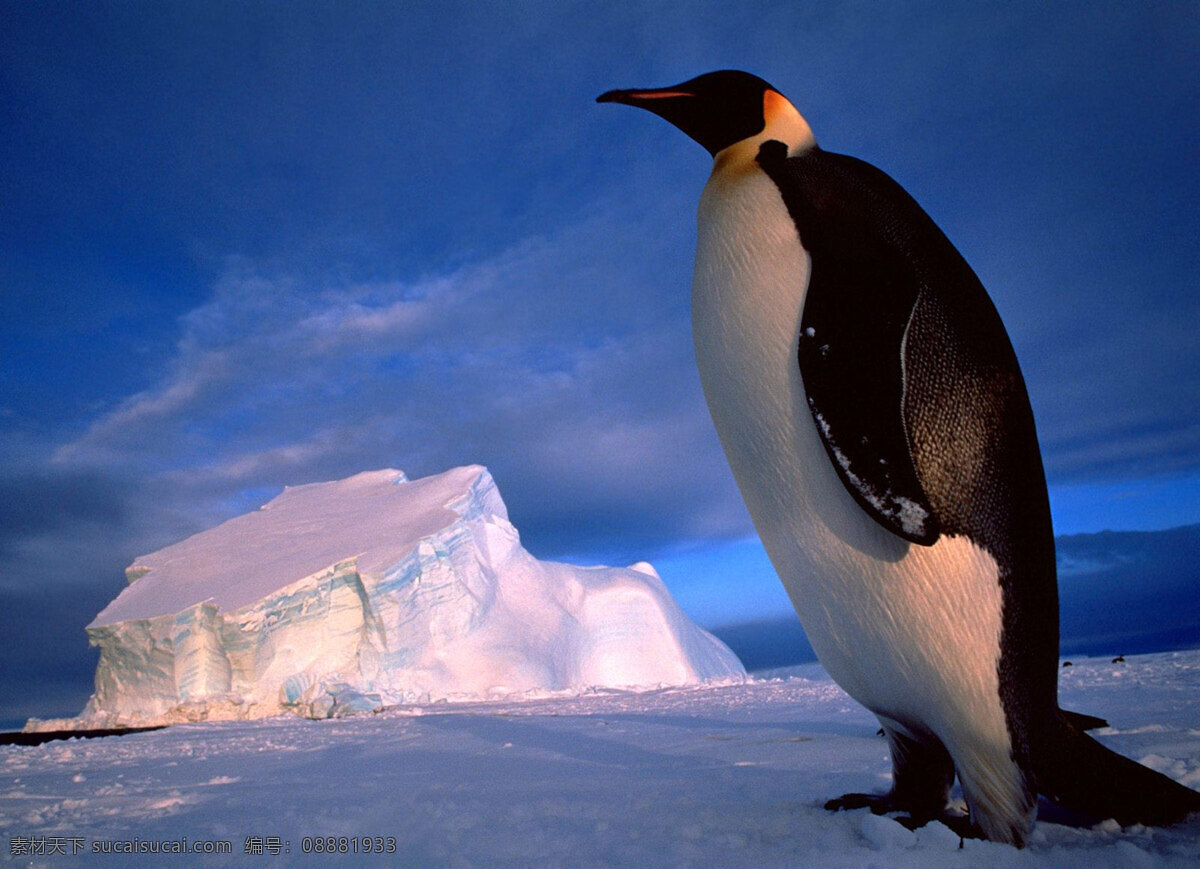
[30,465,743,729]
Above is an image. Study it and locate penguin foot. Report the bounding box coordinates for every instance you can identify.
[825,792,981,840]
[824,792,898,815]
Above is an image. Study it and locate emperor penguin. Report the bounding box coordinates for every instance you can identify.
[597,70,1200,846]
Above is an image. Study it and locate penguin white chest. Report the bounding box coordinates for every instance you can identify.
[690,158,1008,742]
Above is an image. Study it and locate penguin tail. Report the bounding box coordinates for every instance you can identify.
[1059,708,1108,731]
[1034,710,1200,827]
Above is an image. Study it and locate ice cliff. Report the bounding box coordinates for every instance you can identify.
[31,465,743,729]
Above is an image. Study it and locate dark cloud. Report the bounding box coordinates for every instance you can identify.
[0,464,139,725]
[0,586,106,727]
[1056,525,1200,657]
[1025,305,1200,485]
[0,467,131,558]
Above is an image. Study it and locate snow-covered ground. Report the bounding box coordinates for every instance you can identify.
[4,650,1198,867]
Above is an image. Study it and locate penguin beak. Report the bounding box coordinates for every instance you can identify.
[596,80,725,156]
[596,87,696,107]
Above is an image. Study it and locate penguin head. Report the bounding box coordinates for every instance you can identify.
[597,70,814,157]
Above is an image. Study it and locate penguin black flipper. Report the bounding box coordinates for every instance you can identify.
[758,135,1060,698]
[796,257,939,546]
[756,139,970,546]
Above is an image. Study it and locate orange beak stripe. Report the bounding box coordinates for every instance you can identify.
[626,90,695,100]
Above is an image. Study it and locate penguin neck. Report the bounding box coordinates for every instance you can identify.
[711,90,816,175]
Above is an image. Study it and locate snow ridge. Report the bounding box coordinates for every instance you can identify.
[32,466,743,730]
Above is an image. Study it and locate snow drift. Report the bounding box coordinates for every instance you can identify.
[31,465,743,730]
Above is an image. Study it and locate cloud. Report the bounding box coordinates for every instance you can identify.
[0,465,131,559]
[47,202,745,565]
[1022,305,1200,484]
[0,584,108,725]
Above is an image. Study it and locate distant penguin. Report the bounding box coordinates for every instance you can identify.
[598,70,1200,846]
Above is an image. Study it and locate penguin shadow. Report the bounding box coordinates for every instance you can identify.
[1033,797,1113,830]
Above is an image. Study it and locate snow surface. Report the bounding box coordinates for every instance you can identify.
[3,651,1198,866]
[36,466,742,729]
[91,468,479,627]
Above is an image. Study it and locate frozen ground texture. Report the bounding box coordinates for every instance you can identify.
[3,651,1198,866]
[30,466,742,730]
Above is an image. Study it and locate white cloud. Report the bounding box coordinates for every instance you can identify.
[48,204,745,561]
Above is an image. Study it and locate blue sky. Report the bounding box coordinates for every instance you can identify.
[2,2,1197,723]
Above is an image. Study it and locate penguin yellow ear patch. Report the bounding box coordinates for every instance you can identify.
[759,89,816,151]
[763,89,788,121]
